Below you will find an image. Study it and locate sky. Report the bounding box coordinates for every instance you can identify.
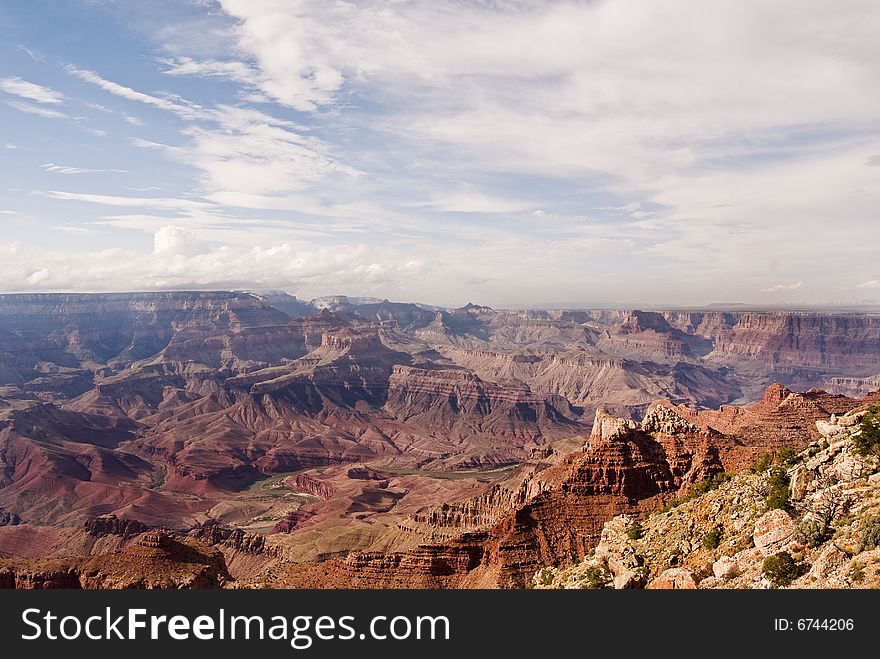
[1,0,879,307]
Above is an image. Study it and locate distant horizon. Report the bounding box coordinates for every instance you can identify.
[2,288,880,314]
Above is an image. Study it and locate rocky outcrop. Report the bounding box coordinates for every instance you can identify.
[270,509,317,534]
[610,310,714,359]
[284,474,338,499]
[384,365,582,437]
[257,533,491,589]
[0,531,230,589]
[709,312,880,370]
[826,374,880,397]
[666,384,880,471]
[536,406,880,589]
[0,562,82,589]
[408,476,547,532]
[190,524,277,557]
[84,514,150,538]
[647,567,698,589]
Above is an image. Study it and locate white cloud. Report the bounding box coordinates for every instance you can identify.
[45,190,212,211]
[153,225,205,256]
[0,227,432,296]
[62,65,356,207]
[4,100,67,119]
[0,77,64,104]
[16,45,46,62]
[179,105,359,202]
[53,225,101,235]
[857,280,880,289]
[159,56,260,84]
[26,268,51,285]
[762,281,804,293]
[65,65,207,120]
[425,190,534,214]
[42,163,128,175]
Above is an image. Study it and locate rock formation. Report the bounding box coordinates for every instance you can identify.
[0,531,229,589]
[536,405,880,589]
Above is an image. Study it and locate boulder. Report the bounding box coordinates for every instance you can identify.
[613,570,646,589]
[789,464,812,501]
[712,556,737,579]
[647,568,697,589]
[809,544,848,580]
[753,509,796,556]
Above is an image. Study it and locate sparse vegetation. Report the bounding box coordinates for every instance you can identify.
[853,407,880,457]
[626,521,644,541]
[723,566,741,581]
[858,514,880,552]
[776,446,799,467]
[762,551,804,588]
[536,568,555,586]
[849,562,865,583]
[750,452,772,474]
[579,565,612,589]
[691,472,732,496]
[797,517,828,548]
[834,511,855,529]
[794,472,851,539]
[702,528,722,550]
[766,466,791,511]
[662,473,732,512]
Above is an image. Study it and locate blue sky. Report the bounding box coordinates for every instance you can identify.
[1,0,879,306]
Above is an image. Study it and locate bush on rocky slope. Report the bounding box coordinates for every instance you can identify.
[853,407,880,458]
[535,407,880,590]
[762,551,805,588]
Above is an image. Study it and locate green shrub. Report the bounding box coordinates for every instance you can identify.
[661,497,680,513]
[859,515,880,552]
[536,568,555,586]
[835,512,855,529]
[853,407,880,457]
[776,446,799,467]
[723,565,741,581]
[626,521,644,541]
[797,518,828,548]
[579,565,612,589]
[762,551,804,588]
[751,452,772,473]
[689,472,732,497]
[766,466,790,511]
[849,562,865,583]
[702,528,722,550]
[662,473,730,512]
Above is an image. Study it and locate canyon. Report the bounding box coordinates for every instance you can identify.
[2,291,880,588]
